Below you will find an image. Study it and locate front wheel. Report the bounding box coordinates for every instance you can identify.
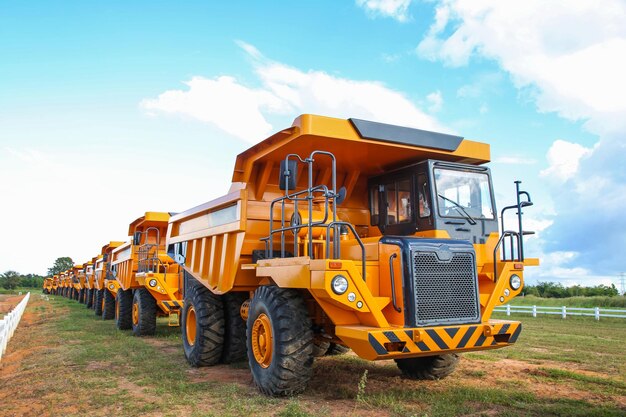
[103,289,116,320]
[181,282,224,367]
[85,289,93,309]
[94,289,104,316]
[132,289,157,336]
[116,289,133,330]
[395,354,460,380]
[246,286,313,396]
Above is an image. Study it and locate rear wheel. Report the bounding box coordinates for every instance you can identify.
[132,289,157,336]
[116,289,133,330]
[94,289,104,316]
[247,286,314,396]
[221,292,248,363]
[395,354,460,380]
[181,282,224,367]
[102,290,115,320]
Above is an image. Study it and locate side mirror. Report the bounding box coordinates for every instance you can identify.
[279,159,298,191]
[133,231,142,246]
[336,186,347,205]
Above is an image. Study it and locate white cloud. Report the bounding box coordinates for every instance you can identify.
[142,42,446,143]
[540,139,592,181]
[416,0,626,279]
[417,0,626,134]
[356,0,412,22]
[426,90,443,113]
[140,76,281,143]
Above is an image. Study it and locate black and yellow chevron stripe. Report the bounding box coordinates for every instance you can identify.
[161,300,183,311]
[368,321,522,356]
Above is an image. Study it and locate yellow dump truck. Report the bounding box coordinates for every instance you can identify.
[43,277,53,294]
[71,264,85,302]
[98,242,124,319]
[84,259,96,309]
[167,114,538,396]
[108,212,183,336]
[52,275,60,295]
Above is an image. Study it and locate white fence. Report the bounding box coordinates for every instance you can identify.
[0,292,30,361]
[494,304,626,320]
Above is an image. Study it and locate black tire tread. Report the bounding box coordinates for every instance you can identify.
[326,343,350,356]
[94,289,104,316]
[221,292,248,363]
[181,282,225,367]
[116,289,133,330]
[395,353,460,380]
[132,289,157,336]
[247,286,314,396]
[102,289,115,320]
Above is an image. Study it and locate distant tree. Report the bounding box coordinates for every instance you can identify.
[1,270,21,290]
[47,257,74,276]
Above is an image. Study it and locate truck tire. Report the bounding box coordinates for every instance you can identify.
[85,289,93,308]
[132,289,157,336]
[247,286,314,396]
[94,289,104,316]
[103,289,116,320]
[79,289,85,304]
[116,289,133,330]
[181,283,224,367]
[395,354,460,380]
[312,337,331,357]
[326,343,350,356]
[221,292,247,363]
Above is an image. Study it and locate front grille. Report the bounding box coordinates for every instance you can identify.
[412,250,480,326]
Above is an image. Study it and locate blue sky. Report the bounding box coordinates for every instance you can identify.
[1,1,625,289]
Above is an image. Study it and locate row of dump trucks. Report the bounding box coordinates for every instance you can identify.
[42,114,538,396]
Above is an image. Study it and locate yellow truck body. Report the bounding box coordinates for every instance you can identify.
[167,114,538,396]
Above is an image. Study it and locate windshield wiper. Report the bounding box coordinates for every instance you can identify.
[438,194,477,225]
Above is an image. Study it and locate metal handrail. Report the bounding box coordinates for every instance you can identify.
[492,230,520,281]
[262,151,367,282]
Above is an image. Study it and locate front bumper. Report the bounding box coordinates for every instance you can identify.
[336,319,521,360]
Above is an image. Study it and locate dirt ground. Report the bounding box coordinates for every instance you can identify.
[1,295,624,417]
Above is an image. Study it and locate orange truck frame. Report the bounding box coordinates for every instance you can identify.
[107,212,183,336]
[166,114,538,396]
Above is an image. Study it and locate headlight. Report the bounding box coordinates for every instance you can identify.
[510,274,522,290]
[149,279,157,287]
[331,275,349,295]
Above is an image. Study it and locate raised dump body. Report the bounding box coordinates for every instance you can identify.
[108,212,183,335]
[167,114,538,396]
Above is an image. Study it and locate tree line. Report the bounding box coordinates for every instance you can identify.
[1,257,74,290]
[524,282,620,298]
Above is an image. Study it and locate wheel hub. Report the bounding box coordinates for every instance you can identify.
[132,303,139,325]
[251,313,273,368]
[186,305,197,346]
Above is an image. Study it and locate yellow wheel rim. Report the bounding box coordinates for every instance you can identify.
[186,305,197,346]
[251,313,273,368]
[132,302,139,325]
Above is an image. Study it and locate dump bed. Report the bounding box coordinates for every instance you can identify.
[167,114,491,294]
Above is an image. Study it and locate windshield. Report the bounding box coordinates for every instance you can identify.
[434,168,495,220]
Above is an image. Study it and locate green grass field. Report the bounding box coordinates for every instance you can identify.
[1,295,624,417]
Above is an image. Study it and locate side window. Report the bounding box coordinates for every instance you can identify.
[397,179,412,223]
[370,186,380,225]
[385,182,397,224]
[417,174,431,218]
